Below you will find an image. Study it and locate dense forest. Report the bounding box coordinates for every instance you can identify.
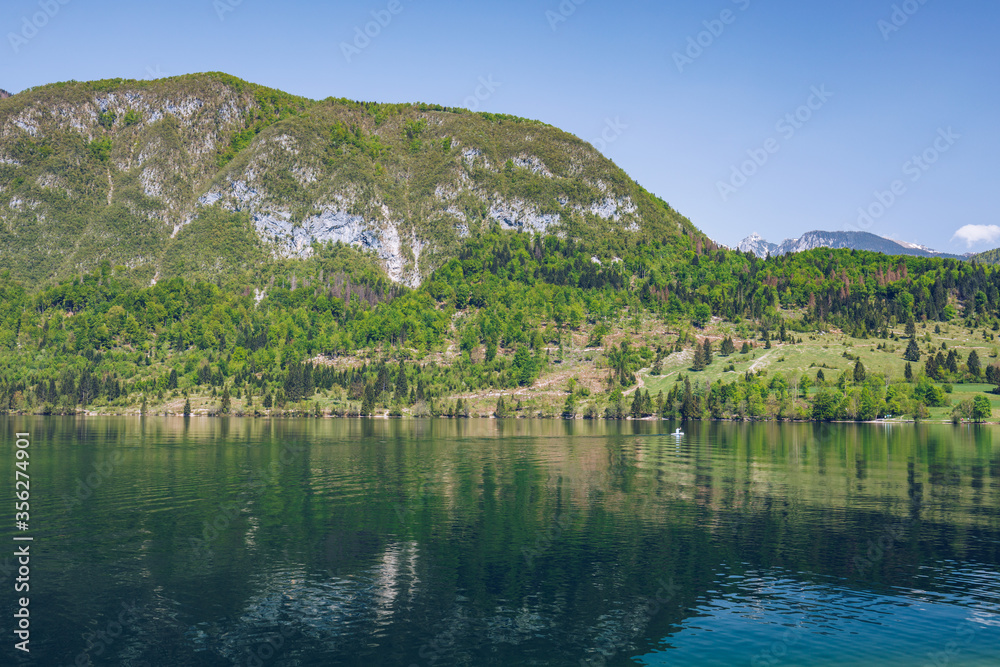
[1,225,1000,423]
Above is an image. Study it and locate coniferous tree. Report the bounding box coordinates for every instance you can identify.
[721,337,736,356]
[303,363,314,397]
[630,390,643,418]
[904,362,913,382]
[946,349,959,374]
[968,350,981,378]
[703,339,713,366]
[740,341,751,354]
[285,363,303,402]
[376,363,390,396]
[681,377,700,420]
[220,385,231,414]
[168,369,178,389]
[395,360,408,398]
[853,360,866,383]
[925,355,939,380]
[183,397,191,416]
[903,339,921,362]
[692,344,706,371]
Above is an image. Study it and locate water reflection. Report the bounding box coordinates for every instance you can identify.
[0,417,997,665]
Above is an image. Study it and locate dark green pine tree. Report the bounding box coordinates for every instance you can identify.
[703,339,713,366]
[303,363,314,398]
[285,363,303,402]
[220,385,231,414]
[721,337,736,356]
[925,355,939,380]
[168,368,178,389]
[395,360,408,398]
[904,362,914,382]
[362,381,377,415]
[853,360,866,383]
[681,377,700,420]
[630,390,643,418]
[967,350,981,378]
[692,345,706,371]
[986,363,1000,386]
[945,349,959,374]
[183,397,191,416]
[376,363,390,396]
[740,341,751,354]
[903,339,921,362]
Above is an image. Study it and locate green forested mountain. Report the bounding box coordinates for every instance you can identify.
[970,247,1000,265]
[3,75,1000,423]
[0,73,696,287]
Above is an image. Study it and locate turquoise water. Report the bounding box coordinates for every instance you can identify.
[0,417,997,665]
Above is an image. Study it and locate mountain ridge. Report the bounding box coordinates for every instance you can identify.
[737,230,969,260]
[0,73,700,288]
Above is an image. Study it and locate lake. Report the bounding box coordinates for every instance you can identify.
[1,417,998,666]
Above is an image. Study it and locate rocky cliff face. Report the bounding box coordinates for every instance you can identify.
[0,73,695,286]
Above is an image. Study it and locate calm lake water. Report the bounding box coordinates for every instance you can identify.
[1,417,999,666]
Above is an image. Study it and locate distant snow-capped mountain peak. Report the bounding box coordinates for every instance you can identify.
[736,230,967,260]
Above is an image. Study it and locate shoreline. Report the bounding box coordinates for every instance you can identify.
[1,411,994,425]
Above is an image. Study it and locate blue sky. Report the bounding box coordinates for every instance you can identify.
[3,0,998,251]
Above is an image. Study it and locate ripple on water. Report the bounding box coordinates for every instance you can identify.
[637,565,1000,666]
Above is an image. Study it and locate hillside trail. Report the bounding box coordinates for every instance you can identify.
[748,349,775,373]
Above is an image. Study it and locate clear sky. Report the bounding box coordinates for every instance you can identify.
[3,0,998,252]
